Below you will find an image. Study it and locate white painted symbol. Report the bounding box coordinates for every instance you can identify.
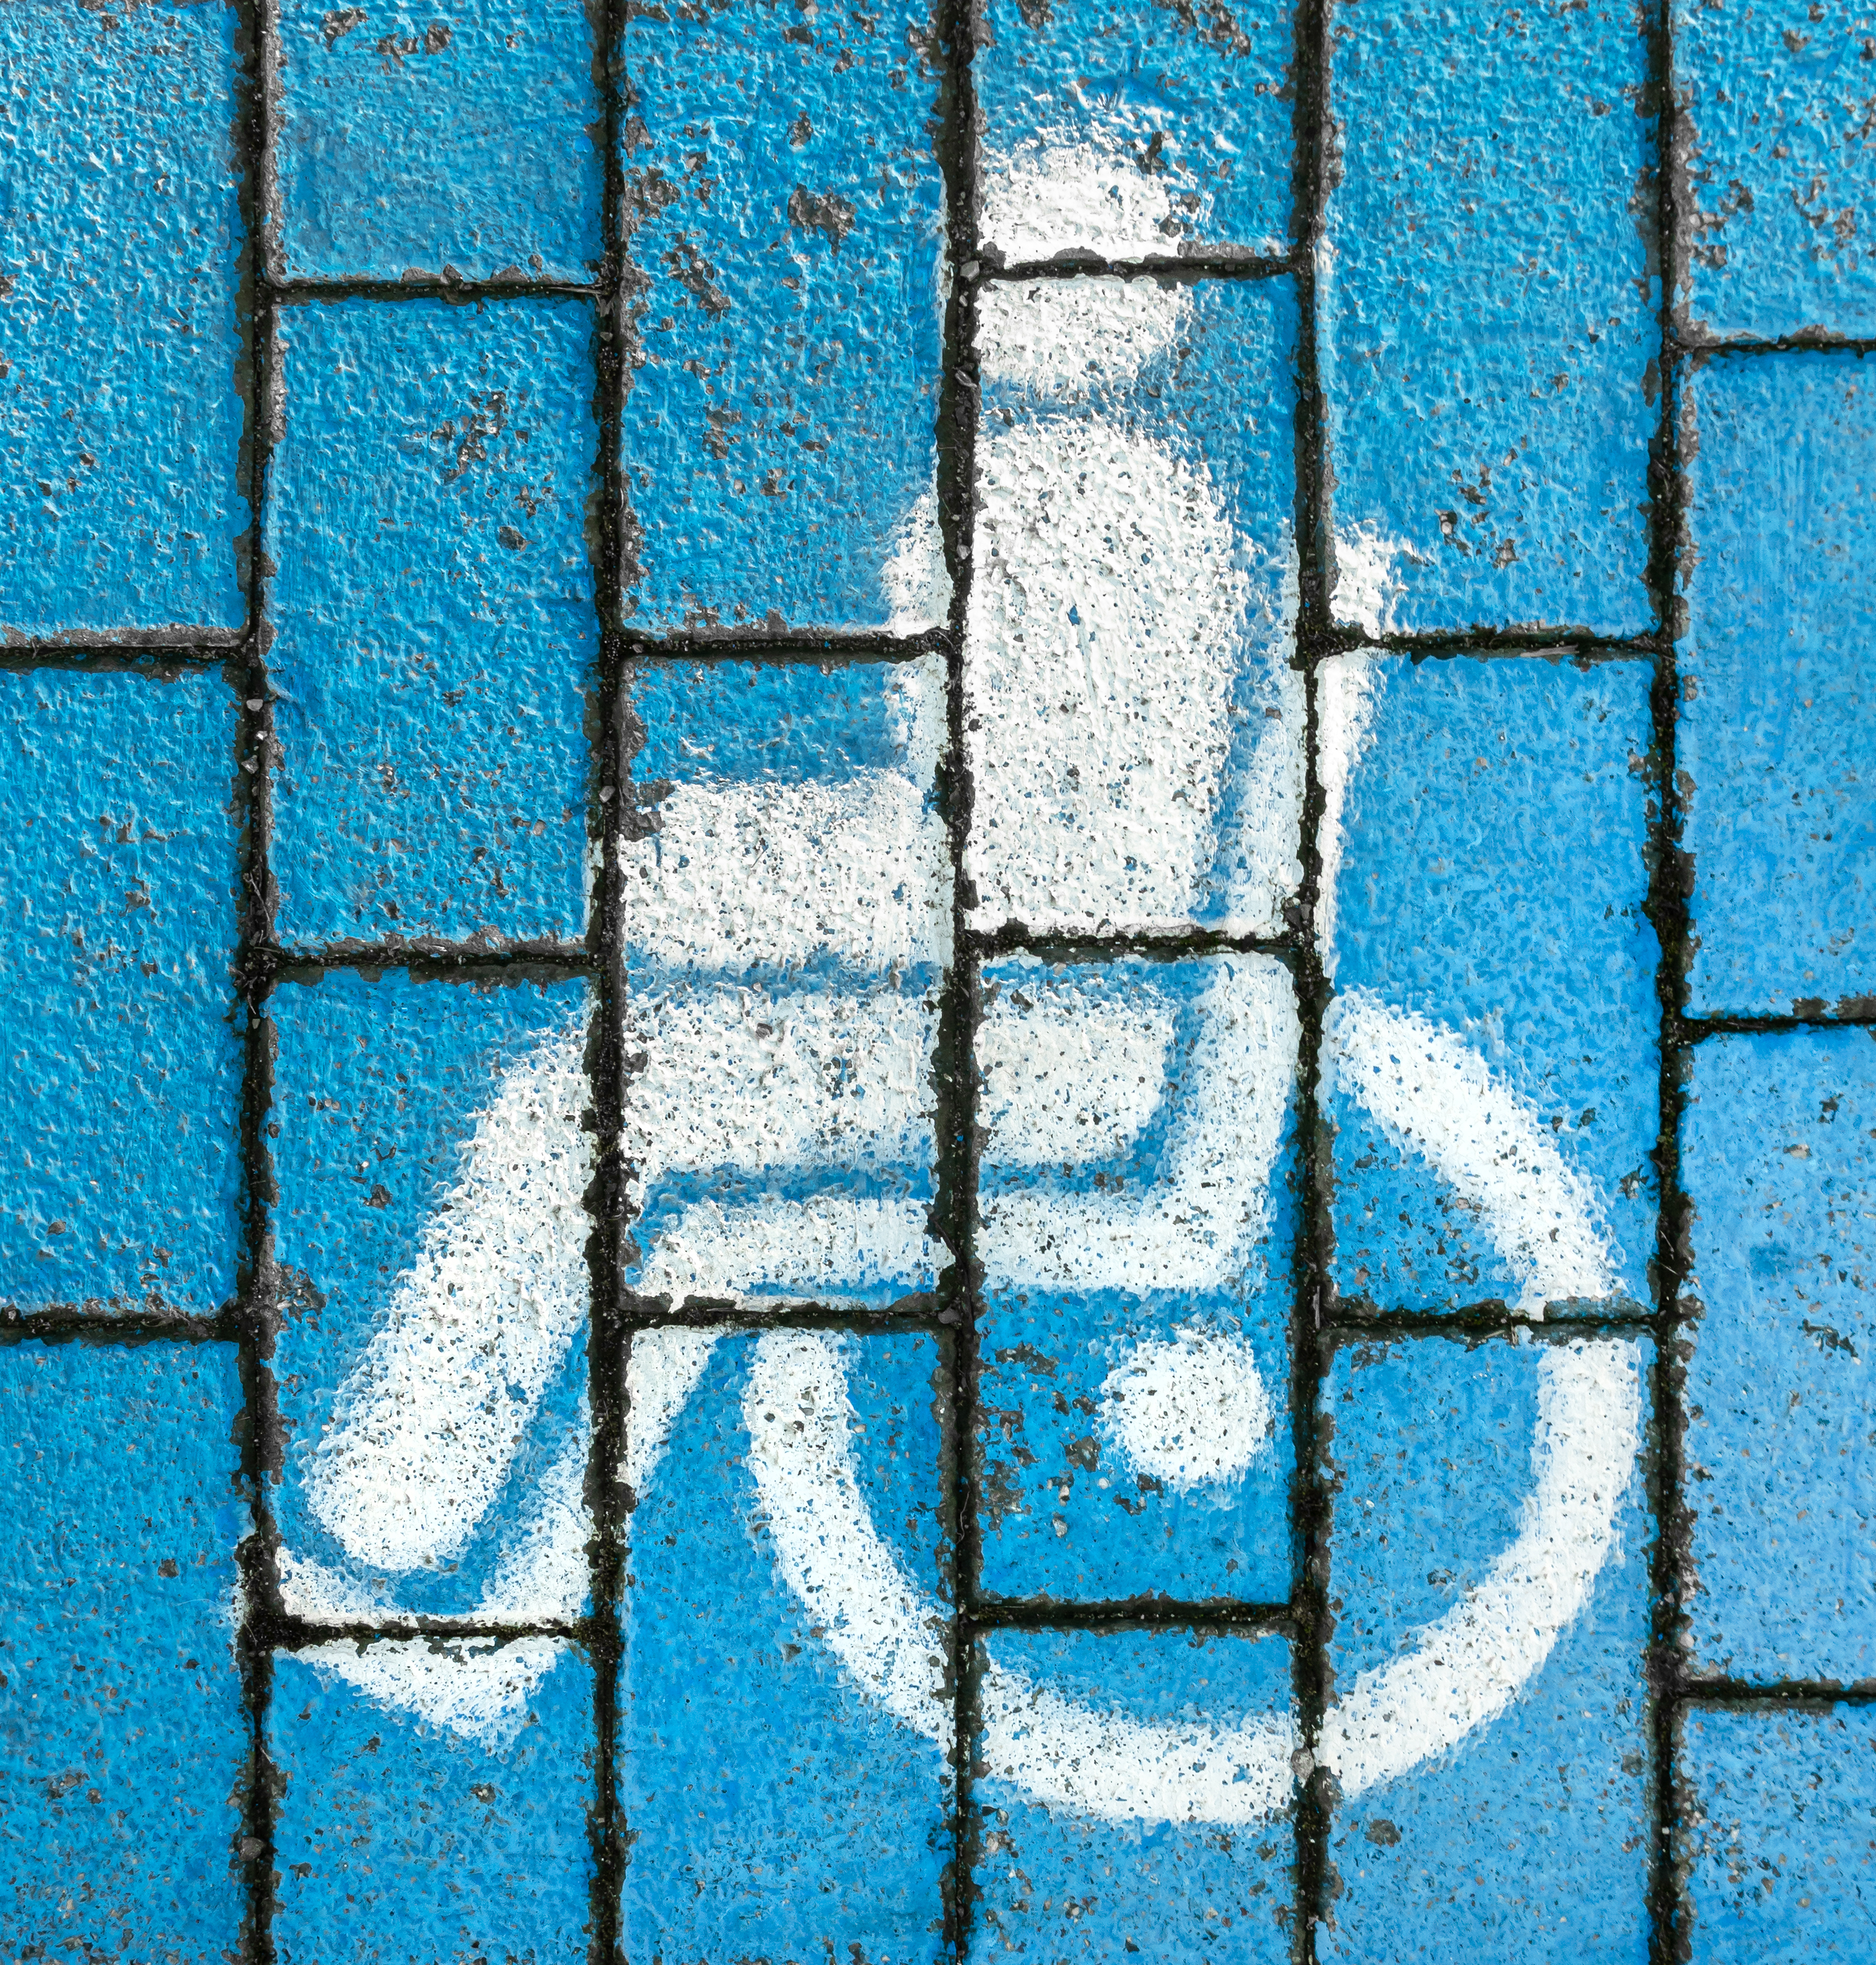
[281,134,1642,1816]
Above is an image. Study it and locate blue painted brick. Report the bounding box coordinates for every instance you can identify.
[1322,655,1659,1318]
[1679,1704,1876,1961]
[271,1639,595,1963]
[974,954,1298,1605]
[621,1328,951,1963]
[972,1629,1296,1962]
[267,298,597,947]
[0,0,246,639]
[0,1338,249,1952]
[1682,1028,1876,1681]
[974,0,1296,262]
[271,0,605,284]
[620,0,947,632]
[1324,0,1655,634]
[1320,1333,1653,1962]
[0,669,242,1316]
[1680,351,1875,1018]
[1678,0,1876,339]
[268,969,593,1625]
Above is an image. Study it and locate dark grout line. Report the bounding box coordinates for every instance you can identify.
[622,629,952,663]
[1645,0,1697,1955]
[979,251,1296,283]
[934,5,984,1958]
[1680,1677,1876,1708]
[1327,628,1665,661]
[0,1307,235,1344]
[965,1598,1294,1637]
[267,275,604,305]
[261,941,599,982]
[967,925,1298,964]
[0,640,244,672]
[275,1616,591,1650]
[1679,1008,1876,1037]
[1325,1304,1658,1342]
[620,1299,948,1335]
[1673,331,1876,358]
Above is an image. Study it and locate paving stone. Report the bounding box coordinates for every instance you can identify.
[1678,0,1876,340]
[1678,1704,1876,1961]
[1320,655,1659,1318]
[1680,350,1875,1018]
[0,1337,248,1951]
[0,669,242,1316]
[1682,1028,1876,1682]
[0,0,246,638]
[1319,1332,1653,1962]
[967,275,1302,939]
[974,953,1298,1605]
[271,0,604,284]
[974,0,1296,263]
[268,969,594,1625]
[621,1327,950,1962]
[620,0,947,633]
[970,1628,1296,1962]
[267,297,598,947]
[271,1639,595,1963]
[1324,0,1655,635]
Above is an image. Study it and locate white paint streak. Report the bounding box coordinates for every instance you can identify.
[1325,989,1616,1314]
[1330,524,1410,640]
[622,1326,722,1497]
[1100,1326,1274,1489]
[306,1023,592,1576]
[882,488,951,634]
[302,1636,568,1752]
[979,139,1178,262]
[1313,652,1382,976]
[1317,1337,1642,1795]
[977,277,1193,394]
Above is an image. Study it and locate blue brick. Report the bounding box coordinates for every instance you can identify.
[0,1338,248,1951]
[620,0,946,632]
[1320,1334,1653,1962]
[267,298,597,946]
[0,670,242,1316]
[1680,352,1876,1018]
[1324,0,1655,634]
[967,276,1302,940]
[1679,1704,1876,1961]
[1322,656,1659,1318]
[271,0,604,284]
[271,1639,595,1963]
[1682,1028,1876,1681]
[0,0,246,638]
[974,954,1298,1605]
[972,1629,1296,1962]
[621,1328,950,1962]
[268,969,593,1624]
[1678,0,1876,339]
[975,0,1296,261]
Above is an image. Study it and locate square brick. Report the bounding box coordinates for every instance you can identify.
[0,1,246,638]
[1325,0,1654,634]
[1678,0,1876,340]
[974,953,1298,1605]
[0,670,242,1316]
[1321,655,1659,1318]
[1682,1028,1876,1681]
[267,297,598,947]
[269,969,594,1624]
[0,1338,248,1951]
[270,0,604,284]
[1681,352,1875,1018]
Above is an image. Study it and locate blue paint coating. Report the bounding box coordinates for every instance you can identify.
[271,1643,595,1962]
[1326,657,1660,1315]
[267,298,597,946]
[0,0,246,638]
[269,969,591,1619]
[976,955,1296,1604]
[622,1331,950,1962]
[1680,352,1875,1018]
[620,0,946,631]
[975,0,1296,259]
[1681,1028,1876,1681]
[1324,0,1654,634]
[1678,0,1876,338]
[973,1629,1295,1961]
[1679,1705,1876,1960]
[0,670,242,1315]
[1321,1335,1652,1962]
[0,1339,248,1951]
[272,0,604,283]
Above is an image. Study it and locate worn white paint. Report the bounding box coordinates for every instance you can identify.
[979,139,1180,263]
[622,1326,723,1498]
[302,1635,569,1751]
[977,276,1193,396]
[1313,652,1382,977]
[1323,988,1616,1314]
[1100,1325,1274,1490]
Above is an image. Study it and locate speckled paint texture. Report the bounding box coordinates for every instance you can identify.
[2,0,1873,1955]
